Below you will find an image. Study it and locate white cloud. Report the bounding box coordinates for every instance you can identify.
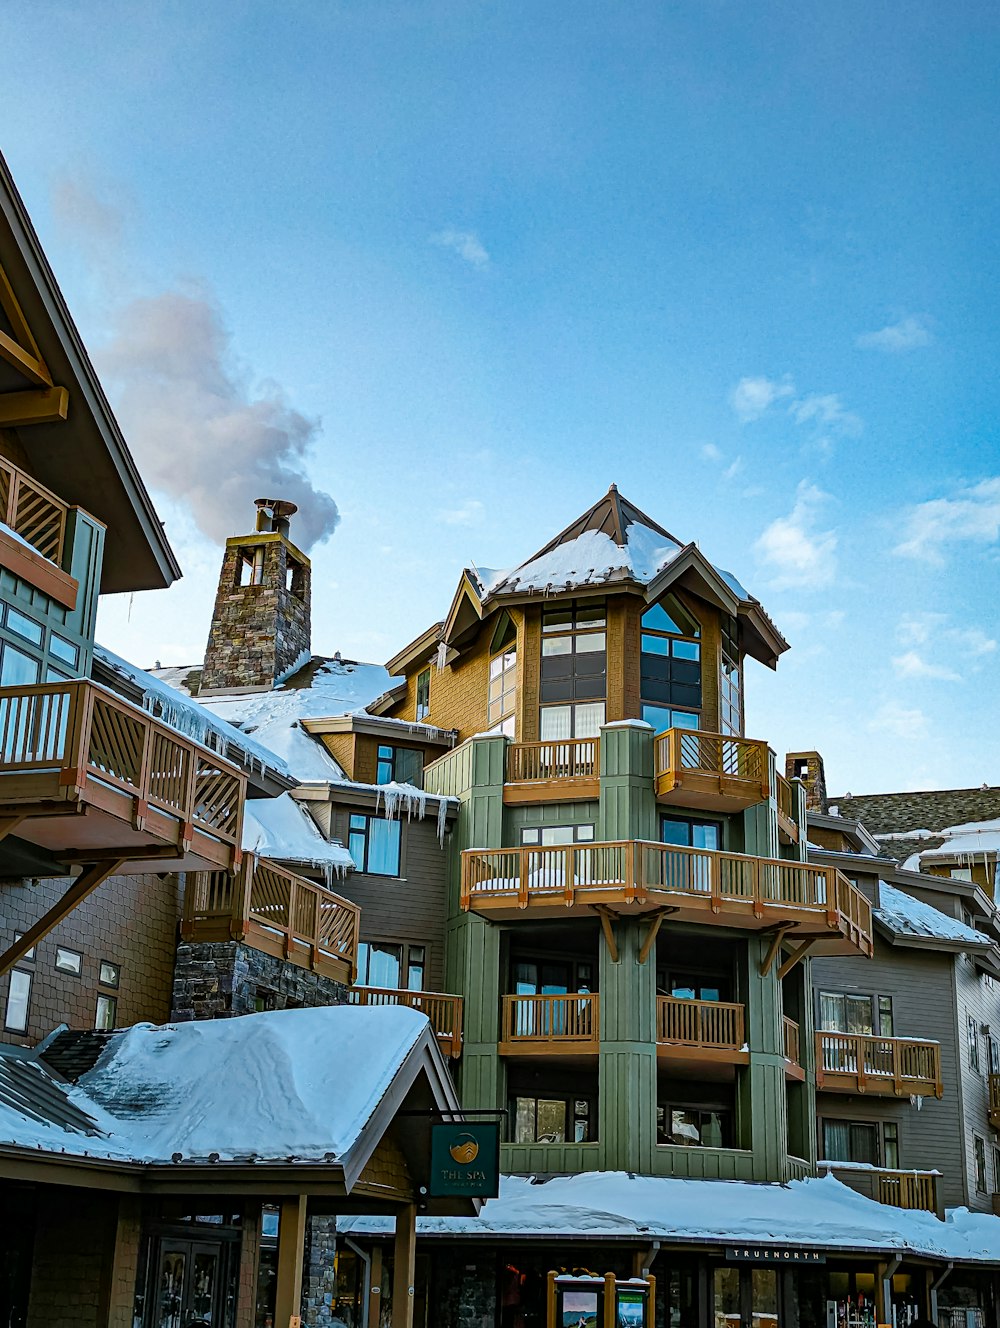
[701,443,723,462]
[897,613,996,657]
[891,652,961,682]
[856,314,934,352]
[869,701,929,741]
[730,376,794,423]
[753,481,838,589]
[701,443,743,479]
[791,393,863,438]
[437,499,484,526]
[894,477,1000,563]
[431,229,490,268]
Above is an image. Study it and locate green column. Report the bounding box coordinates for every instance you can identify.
[598,916,657,1172]
[597,722,656,841]
[738,934,791,1180]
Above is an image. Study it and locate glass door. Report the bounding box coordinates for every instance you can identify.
[713,1268,779,1328]
[154,1240,223,1328]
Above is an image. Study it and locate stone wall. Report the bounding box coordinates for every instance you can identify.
[201,532,311,692]
[171,941,348,1020]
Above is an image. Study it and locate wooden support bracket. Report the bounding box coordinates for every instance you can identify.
[758,924,796,977]
[592,904,619,963]
[775,938,816,981]
[638,907,675,965]
[0,858,127,977]
[0,814,27,845]
[0,386,69,427]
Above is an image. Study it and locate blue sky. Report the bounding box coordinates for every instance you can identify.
[4,0,999,794]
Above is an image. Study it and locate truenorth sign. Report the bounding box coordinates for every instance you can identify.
[725,1247,826,1264]
[428,1122,501,1198]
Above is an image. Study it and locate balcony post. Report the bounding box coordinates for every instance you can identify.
[598,916,657,1174]
[597,721,656,841]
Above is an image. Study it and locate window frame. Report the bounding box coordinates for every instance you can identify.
[968,1013,981,1073]
[510,1092,593,1145]
[820,1117,883,1167]
[488,644,518,736]
[347,814,402,877]
[375,743,424,788]
[415,668,431,721]
[539,700,606,741]
[659,1102,733,1149]
[660,814,723,851]
[54,946,83,976]
[99,960,121,989]
[974,1133,988,1193]
[95,993,117,1031]
[4,968,32,1034]
[520,824,595,847]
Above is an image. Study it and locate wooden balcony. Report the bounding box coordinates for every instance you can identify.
[504,738,600,804]
[181,854,360,985]
[821,1163,940,1217]
[499,992,599,1056]
[348,985,464,1058]
[776,773,800,844]
[816,1032,943,1098]
[0,680,245,872]
[655,729,769,813]
[461,840,873,957]
[988,1073,1000,1129]
[0,454,78,609]
[656,996,748,1066]
[783,1016,805,1081]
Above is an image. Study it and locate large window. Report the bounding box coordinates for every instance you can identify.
[4,969,31,1034]
[974,1135,988,1193]
[521,824,595,847]
[822,1119,880,1166]
[539,603,606,719]
[415,668,431,721]
[661,816,721,851]
[641,703,700,734]
[356,941,427,990]
[348,815,402,875]
[818,992,894,1036]
[720,614,742,736]
[512,1094,592,1144]
[488,645,517,737]
[376,744,423,788]
[640,594,701,724]
[659,1105,731,1149]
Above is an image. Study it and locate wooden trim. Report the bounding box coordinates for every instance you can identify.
[0,859,126,977]
[758,924,796,977]
[0,528,78,609]
[816,1031,943,1098]
[594,904,619,962]
[0,386,69,427]
[500,992,599,1054]
[775,938,815,980]
[274,1194,307,1328]
[656,995,746,1061]
[638,907,673,964]
[391,1204,417,1328]
[654,727,770,812]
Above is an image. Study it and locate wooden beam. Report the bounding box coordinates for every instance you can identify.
[274,1193,307,1328]
[638,907,675,965]
[0,859,126,977]
[367,1244,383,1328]
[775,938,816,981]
[0,329,51,388]
[593,905,619,963]
[0,814,27,844]
[391,1203,417,1328]
[0,386,69,427]
[758,924,796,977]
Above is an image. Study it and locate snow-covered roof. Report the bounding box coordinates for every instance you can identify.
[0,1006,429,1166]
[242,792,353,881]
[489,522,683,597]
[875,880,992,946]
[337,1169,1000,1263]
[151,656,399,783]
[95,645,292,780]
[920,819,1000,861]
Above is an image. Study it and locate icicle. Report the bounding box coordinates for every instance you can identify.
[435,641,448,672]
[436,797,449,848]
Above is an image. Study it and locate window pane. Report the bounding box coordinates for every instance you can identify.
[878,995,894,1036]
[541,635,572,656]
[823,1120,851,1161]
[368,942,402,988]
[670,1110,702,1146]
[672,710,700,730]
[642,602,683,634]
[661,819,691,847]
[407,946,425,991]
[356,942,370,983]
[5,970,31,1032]
[540,706,572,741]
[574,631,605,653]
[847,995,874,1035]
[573,702,605,738]
[95,995,117,1030]
[5,609,43,645]
[542,609,572,631]
[641,704,670,733]
[1,645,40,687]
[376,758,393,785]
[49,634,80,667]
[348,831,366,871]
[535,1099,566,1143]
[883,1122,899,1169]
[691,823,720,851]
[99,961,120,988]
[367,819,401,875]
[713,1268,740,1328]
[539,825,576,846]
[671,640,700,661]
[514,1097,535,1143]
[641,634,670,656]
[395,748,423,787]
[55,947,82,975]
[819,993,845,1032]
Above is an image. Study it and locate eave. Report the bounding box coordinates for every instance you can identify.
[385,622,444,677]
[302,713,457,749]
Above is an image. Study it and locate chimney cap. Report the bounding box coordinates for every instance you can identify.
[254,498,298,519]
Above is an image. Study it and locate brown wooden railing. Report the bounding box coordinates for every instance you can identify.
[876,1170,939,1213]
[507,738,599,784]
[657,996,745,1050]
[0,680,245,864]
[0,454,69,565]
[783,1016,801,1065]
[776,773,798,829]
[500,993,599,1048]
[655,729,769,799]
[816,1032,942,1097]
[461,840,873,952]
[349,986,464,1058]
[182,854,360,982]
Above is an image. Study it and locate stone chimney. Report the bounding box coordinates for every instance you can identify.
[200,499,311,693]
[785,750,828,814]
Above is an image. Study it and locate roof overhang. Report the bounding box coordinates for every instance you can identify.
[385,622,444,677]
[294,781,459,820]
[302,714,457,749]
[0,151,180,593]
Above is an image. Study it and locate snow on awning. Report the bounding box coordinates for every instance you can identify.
[0,1006,431,1166]
[337,1169,1000,1263]
[875,881,993,946]
[242,792,353,882]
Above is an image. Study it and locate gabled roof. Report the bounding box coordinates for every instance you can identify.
[522,483,682,563]
[835,787,1000,840]
[0,151,180,593]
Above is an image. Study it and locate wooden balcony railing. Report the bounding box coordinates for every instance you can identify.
[499,992,599,1053]
[0,680,245,871]
[182,854,360,984]
[655,729,770,812]
[0,454,68,566]
[462,840,873,957]
[504,738,600,804]
[876,1170,939,1213]
[783,1016,801,1066]
[348,985,464,1058]
[988,1073,1000,1129]
[656,996,746,1062]
[776,773,800,842]
[816,1032,943,1098]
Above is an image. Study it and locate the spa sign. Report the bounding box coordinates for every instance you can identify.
[429,1122,500,1198]
[726,1247,826,1265]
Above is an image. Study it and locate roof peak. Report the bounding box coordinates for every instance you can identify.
[524,484,681,564]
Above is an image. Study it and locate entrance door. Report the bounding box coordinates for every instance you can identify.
[155,1240,224,1328]
[713,1267,779,1328]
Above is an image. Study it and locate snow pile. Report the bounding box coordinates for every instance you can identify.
[0,1006,430,1164]
[493,524,682,596]
[95,646,291,779]
[338,1170,1000,1262]
[920,819,1000,861]
[242,792,353,883]
[875,881,991,945]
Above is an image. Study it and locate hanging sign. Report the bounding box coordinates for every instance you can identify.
[726,1246,826,1264]
[428,1121,500,1197]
